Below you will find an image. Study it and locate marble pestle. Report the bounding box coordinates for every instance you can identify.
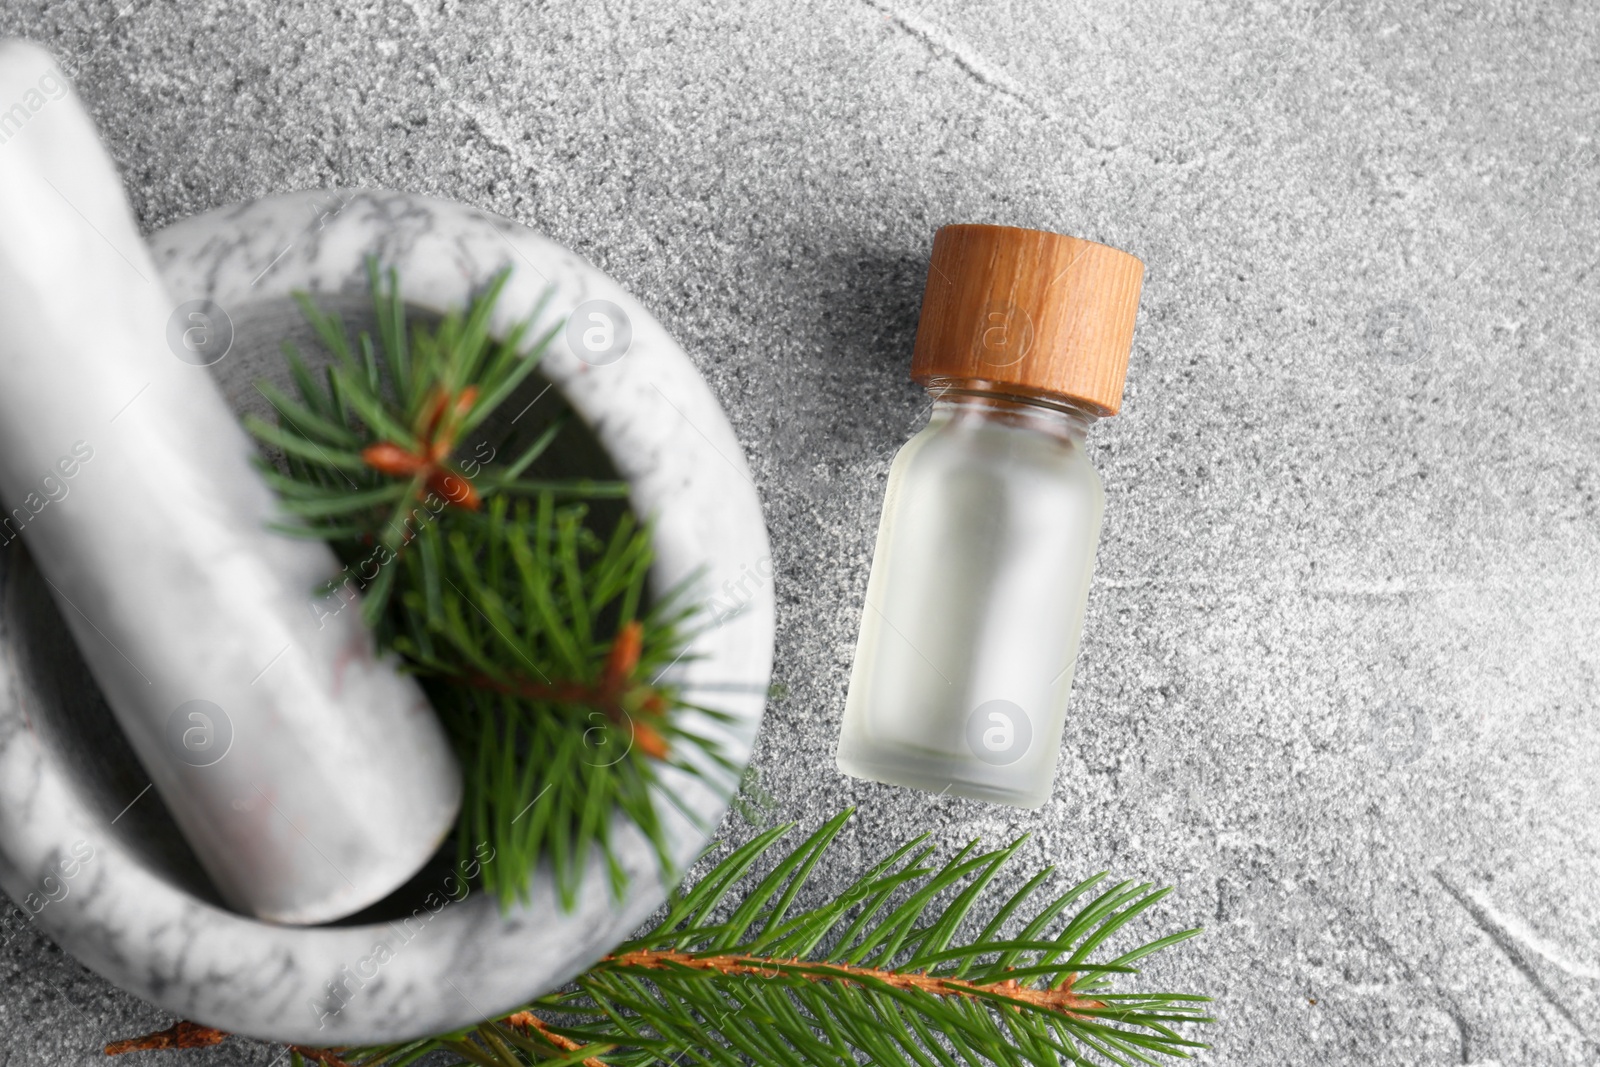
[0,40,461,924]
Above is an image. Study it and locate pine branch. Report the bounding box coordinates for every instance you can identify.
[528,811,1211,1067]
[246,261,733,907]
[116,811,1210,1066]
[384,492,737,909]
[245,259,609,625]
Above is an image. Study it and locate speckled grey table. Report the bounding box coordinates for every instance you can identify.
[1,2,1598,1065]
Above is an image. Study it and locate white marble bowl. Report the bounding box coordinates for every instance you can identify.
[0,190,772,1044]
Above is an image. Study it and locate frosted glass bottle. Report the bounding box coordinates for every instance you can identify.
[836,382,1103,807]
[835,224,1144,808]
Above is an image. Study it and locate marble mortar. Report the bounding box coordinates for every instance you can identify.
[0,188,773,1045]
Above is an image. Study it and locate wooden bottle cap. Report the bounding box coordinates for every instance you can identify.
[910,224,1145,416]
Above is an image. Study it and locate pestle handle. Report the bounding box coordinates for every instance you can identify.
[0,40,461,924]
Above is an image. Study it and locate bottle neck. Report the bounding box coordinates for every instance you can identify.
[922,377,1100,443]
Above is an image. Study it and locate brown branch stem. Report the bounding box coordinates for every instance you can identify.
[104,1024,350,1066]
[104,1022,227,1055]
[504,1011,611,1067]
[602,948,1106,1017]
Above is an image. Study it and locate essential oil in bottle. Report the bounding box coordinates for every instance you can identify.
[836,224,1144,809]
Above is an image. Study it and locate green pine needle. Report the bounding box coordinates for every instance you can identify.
[247,260,731,907]
[314,810,1212,1067]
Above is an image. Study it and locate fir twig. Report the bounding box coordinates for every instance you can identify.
[115,812,1210,1066]
[246,261,733,906]
[391,493,737,908]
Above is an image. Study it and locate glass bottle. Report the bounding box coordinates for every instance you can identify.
[836,224,1144,809]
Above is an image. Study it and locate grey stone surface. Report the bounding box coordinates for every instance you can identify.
[0,0,1597,1064]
